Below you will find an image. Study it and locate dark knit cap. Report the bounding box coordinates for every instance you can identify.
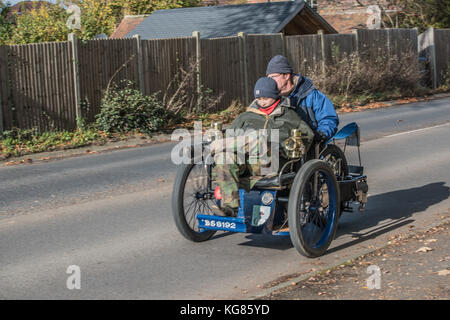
[266,55,293,75]
[254,77,280,99]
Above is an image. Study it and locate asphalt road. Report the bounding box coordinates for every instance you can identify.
[0,97,449,299]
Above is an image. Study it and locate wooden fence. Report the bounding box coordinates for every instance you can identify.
[201,36,243,110]
[0,42,77,132]
[0,28,444,133]
[78,38,139,123]
[419,28,450,88]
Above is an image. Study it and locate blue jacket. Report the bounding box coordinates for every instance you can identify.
[288,74,339,138]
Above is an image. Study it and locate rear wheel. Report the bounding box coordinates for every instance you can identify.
[288,160,340,258]
[320,144,349,215]
[172,163,217,242]
[320,144,348,179]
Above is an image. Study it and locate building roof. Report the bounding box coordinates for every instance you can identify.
[10,1,51,12]
[110,15,149,39]
[5,1,53,21]
[126,0,337,39]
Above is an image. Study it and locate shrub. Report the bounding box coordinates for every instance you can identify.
[96,81,174,134]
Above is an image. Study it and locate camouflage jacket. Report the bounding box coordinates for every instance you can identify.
[229,97,314,155]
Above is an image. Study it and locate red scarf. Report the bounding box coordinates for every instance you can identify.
[259,99,281,115]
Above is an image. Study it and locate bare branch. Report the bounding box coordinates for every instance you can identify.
[106,54,137,93]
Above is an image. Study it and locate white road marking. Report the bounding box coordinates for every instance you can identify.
[383,122,450,138]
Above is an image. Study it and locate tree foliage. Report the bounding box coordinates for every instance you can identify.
[110,0,199,15]
[0,0,201,44]
[0,2,14,44]
[8,3,69,44]
[382,0,450,32]
[73,0,117,40]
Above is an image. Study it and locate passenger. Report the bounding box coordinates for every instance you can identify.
[212,77,314,217]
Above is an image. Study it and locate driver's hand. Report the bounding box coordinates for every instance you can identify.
[314,131,328,143]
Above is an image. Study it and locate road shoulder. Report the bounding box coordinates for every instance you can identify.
[259,217,450,300]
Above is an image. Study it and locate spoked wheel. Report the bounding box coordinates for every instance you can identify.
[288,160,340,258]
[172,163,217,242]
[320,144,349,216]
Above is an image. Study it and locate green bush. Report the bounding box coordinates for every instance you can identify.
[96,82,174,134]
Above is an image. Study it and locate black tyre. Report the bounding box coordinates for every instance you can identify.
[320,144,349,215]
[288,160,340,258]
[172,163,217,242]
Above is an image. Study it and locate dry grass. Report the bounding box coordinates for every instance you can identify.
[163,58,224,116]
[308,49,426,107]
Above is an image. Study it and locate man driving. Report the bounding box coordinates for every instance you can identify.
[265,55,339,142]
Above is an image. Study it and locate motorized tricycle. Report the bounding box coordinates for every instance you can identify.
[172,122,368,258]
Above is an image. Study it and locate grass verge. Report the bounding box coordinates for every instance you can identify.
[1,86,448,161]
[0,127,131,160]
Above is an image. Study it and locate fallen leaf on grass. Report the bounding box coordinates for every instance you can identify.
[416,246,433,253]
[437,270,450,276]
[4,161,19,166]
[338,107,353,113]
[397,98,418,104]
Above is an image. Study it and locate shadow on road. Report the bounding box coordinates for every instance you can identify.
[231,182,449,253]
[238,234,293,251]
[329,182,450,255]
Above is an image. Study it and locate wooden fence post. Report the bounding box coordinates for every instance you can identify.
[386,28,391,56]
[430,28,437,89]
[352,29,360,69]
[133,34,144,94]
[68,33,82,129]
[192,31,202,111]
[280,32,286,57]
[0,46,3,133]
[0,74,3,133]
[318,29,325,74]
[352,29,359,53]
[413,27,419,53]
[419,27,437,89]
[0,46,10,133]
[0,93,3,134]
[238,32,249,105]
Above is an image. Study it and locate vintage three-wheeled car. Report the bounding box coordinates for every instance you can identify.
[172,122,368,258]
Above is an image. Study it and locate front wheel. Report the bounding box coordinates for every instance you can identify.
[172,163,217,242]
[288,160,340,258]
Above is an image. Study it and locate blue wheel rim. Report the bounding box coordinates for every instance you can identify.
[298,169,337,249]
